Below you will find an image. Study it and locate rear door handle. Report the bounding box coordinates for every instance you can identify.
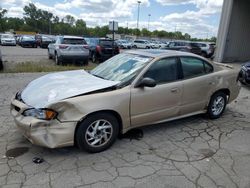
[171,88,179,93]
[209,81,215,85]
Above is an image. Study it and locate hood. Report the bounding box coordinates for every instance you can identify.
[21,70,119,108]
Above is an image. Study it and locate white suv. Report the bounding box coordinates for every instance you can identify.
[133,39,151,49]
[48,36,89,65]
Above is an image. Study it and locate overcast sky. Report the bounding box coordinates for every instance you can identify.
[1,0,224,38]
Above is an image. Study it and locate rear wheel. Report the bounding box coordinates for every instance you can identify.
[92,53,97,63]
[76,113,119,153]
[207,92,227,119]
[201,52,207,58]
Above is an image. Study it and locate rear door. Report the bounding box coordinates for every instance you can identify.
[179,56,214,115]
[130,57,183,127]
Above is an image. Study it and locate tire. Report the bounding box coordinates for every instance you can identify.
[76,113,119,153]
[201,52,207,58]
[92,53,97,63]
[207,92,227,119]
[83,59,88,66]
[48,50,52,59]
[55,53,62,65]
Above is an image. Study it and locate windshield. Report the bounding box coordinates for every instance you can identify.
[23,36,35,40]
[90,53,153,83]
[2,35,14,39]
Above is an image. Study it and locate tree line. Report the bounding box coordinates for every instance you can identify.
[0,4,216,42]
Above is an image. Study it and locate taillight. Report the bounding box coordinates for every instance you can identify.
[96,45,102,53]
[59,45,68,49]
[83,45,89,49]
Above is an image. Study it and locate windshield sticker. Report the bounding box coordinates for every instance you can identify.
[132,57,150,63]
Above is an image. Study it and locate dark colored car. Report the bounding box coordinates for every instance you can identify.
[0,49,3,70]
[40,36,54,48]
[239,61,250,85]
[163,41,202,55]
[85,38,119,63]
[20,36,37,48]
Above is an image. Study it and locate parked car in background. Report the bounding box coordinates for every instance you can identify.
[0,34,16,46]
[11,50,240,153]
[116,39,132,49]
[0,33,3,44]
[239,61,250,85]
[193,42,216,58]
[163,41,202,55]
[85,38,119,63]
[0,49,3,70]
[48,35,89,65]
[133,39,152,49]
[20,36,37,48]
[16,35,22,45]
[40,36,54,48]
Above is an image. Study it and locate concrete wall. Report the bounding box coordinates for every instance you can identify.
[215,0,250,63]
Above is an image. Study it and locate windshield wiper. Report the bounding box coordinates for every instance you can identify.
[91,73,106,80]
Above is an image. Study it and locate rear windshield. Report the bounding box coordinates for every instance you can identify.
[62,38,87,45]
[99,40,115,46]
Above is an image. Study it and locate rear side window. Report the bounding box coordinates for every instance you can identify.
[144,58,178,84]
[62,38,86,45]
[180,57,213,78]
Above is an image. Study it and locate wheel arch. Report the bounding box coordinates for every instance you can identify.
[211,88,230,102]
[74,110,123,145]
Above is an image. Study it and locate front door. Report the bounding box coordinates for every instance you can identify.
[130,57,183,127]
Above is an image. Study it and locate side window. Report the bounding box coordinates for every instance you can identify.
[204,62,213,73]
[180,57,213,78]
[168,42,175,47]
[144,58,178,84]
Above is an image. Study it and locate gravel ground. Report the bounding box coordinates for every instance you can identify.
[0,72,250,188]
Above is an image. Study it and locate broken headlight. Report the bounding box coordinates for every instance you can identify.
[22,108,57,120]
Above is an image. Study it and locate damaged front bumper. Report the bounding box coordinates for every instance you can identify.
[10,98,77,148]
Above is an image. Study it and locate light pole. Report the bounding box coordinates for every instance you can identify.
[136,1,141,32]
[148,13,151,31]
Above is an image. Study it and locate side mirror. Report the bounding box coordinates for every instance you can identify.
[136,77,156,88]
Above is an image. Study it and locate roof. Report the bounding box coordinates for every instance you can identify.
[61,35,84,39]
[125,49,203,59]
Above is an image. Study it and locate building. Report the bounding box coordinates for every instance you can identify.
[215,0,250,63]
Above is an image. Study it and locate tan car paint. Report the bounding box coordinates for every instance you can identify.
[11,52,241,148]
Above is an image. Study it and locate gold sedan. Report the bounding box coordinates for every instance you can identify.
[11,50,241,153]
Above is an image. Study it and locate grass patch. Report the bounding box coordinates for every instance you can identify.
[2,62,96,73]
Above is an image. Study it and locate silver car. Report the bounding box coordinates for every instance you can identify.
[48,36,89,65]
[0,34,16,46]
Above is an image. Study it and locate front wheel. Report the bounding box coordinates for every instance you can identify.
[55,53,62,65]
[76,113,119,153]
[207,92,227,119]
